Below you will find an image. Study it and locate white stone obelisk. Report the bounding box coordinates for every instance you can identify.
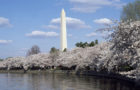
[60,9,67,51]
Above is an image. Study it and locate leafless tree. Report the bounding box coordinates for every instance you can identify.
[121,0,140,21]
[26,45,40,56]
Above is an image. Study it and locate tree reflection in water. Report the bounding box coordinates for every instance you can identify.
[0,73,137,90]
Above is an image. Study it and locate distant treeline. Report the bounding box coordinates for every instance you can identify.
[0,58,3,61]
[75,40,98,48]
[25,40,98,57]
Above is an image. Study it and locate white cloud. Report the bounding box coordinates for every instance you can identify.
[69,0,125,13]
[26,31,59,38]
[49,17,91,30]
[0,17,12,28]
[94,18,113,25]
[71,6,101,13]
[100,31,112,37]
[70,0,111,6]
[86,32,97,37]
[51,18,60,24]
[42,25,59,30]
[0,40,12,44]
[86,31,112,37]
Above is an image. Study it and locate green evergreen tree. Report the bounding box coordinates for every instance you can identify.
[63,48,67,52]
[89,41,95,47]
[0,58,3,61]
[75,40,98,48]
[79,42,83,47]
[95,40,98,44]
[75,42,80,47]
[83,42,88,48]
[50,47,59,53]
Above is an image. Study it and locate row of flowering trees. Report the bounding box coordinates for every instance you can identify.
[0,0,140,80]
[0,21,140,79]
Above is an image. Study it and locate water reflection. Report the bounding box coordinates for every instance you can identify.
[0,73,138,90]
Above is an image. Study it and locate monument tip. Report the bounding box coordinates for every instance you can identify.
[62,8,65,13]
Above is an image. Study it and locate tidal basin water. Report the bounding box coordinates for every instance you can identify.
[0,72,138,90]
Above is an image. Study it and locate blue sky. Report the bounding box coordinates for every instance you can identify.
[0,0,132,58]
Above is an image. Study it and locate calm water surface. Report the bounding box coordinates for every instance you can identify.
[0,73,138,90]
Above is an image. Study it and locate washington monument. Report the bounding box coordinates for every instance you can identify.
[60,9,67,51]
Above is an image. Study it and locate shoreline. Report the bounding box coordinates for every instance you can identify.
[0,69,139,87]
